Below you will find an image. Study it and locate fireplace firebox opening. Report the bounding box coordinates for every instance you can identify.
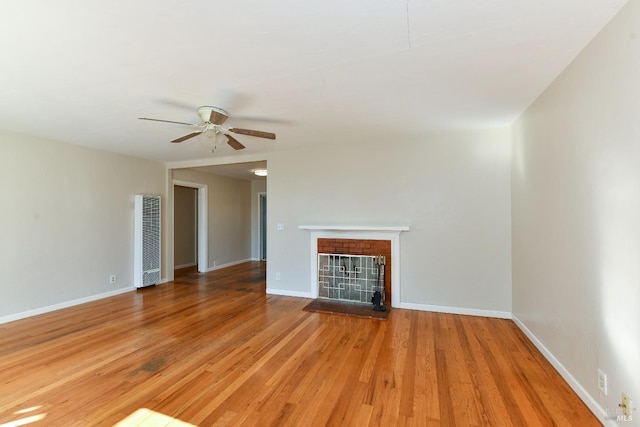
[317,238,391,305]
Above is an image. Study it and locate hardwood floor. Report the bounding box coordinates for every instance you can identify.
[0,262,599,426]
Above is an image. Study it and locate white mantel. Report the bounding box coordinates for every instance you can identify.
[300,225,409,307]
[299,225,410,232]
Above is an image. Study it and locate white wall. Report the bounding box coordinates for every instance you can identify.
[0,131,166,320]
[172,168,252,268]
[512,0,640,423]
[266,129,512,314]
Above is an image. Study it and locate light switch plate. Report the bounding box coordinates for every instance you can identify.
[622,393,632,417]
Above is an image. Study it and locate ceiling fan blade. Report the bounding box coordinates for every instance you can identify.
[228,128,276,140]
[225,135,246,150]
[171,132,202,143]
[139,117,197,126]
[209,109,228,125]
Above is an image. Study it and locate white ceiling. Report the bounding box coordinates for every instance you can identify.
[0,0,628,163]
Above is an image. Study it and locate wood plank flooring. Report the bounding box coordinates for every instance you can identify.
[0,262,599,426]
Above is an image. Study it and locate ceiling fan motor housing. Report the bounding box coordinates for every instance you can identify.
[198,106,228,123]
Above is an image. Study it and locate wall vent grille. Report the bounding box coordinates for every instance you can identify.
[134,195,161,288]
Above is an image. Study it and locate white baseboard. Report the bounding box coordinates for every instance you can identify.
[0,287,135,325]
[266,288,313,298]
[174,262,197,269]
[399,302,512,319]
[511,315,613,426]
[207,258,253,272]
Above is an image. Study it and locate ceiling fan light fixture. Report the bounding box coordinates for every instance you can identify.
[253,169,268,177]
[205,128,217,139]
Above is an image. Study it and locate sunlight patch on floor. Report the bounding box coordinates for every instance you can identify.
[0,406,46,427]
[114,408,196,427]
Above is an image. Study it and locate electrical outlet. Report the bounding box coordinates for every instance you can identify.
[597,369,607,395]
[277,223,284,230]
[109,275,117,284]
[621,393,632,417]
[276,272,281,280]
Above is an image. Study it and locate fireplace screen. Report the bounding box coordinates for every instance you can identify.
[318,253,385,303]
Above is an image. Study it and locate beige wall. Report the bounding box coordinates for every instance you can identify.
[174,185,197,268]
[0,130,166,320]
[172,168,252,268]
[266,128,512,314]
[512,0,640,422]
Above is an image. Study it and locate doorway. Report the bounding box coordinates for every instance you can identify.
[174,186,198,270]
[173,180,208,273]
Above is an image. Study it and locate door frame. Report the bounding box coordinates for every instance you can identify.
[258,192,267,260]
[173,179,208,273]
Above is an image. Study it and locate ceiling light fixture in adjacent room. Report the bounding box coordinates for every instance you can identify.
[253,169,268,177]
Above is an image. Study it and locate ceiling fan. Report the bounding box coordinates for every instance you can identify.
[139,106,276,150]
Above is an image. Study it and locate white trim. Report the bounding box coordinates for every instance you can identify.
[166,170,175,282]
[207,258,253,272]
[305,230,404,308]
[258,191,268,261]
[266,288,313,298]
[173,179,208,273]
[197,186,208,272]
[299,225,410,232]
[0,287,135,325]
[511,314,612,426]
[399,302,512,319]
[167,153,269,170]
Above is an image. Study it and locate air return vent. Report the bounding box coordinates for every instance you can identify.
[134,195,161,288]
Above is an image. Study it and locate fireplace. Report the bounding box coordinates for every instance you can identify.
[299,225,409,308]
[318,253,386,303]
[317,238,391,304]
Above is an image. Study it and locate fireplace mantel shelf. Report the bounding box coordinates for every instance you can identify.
[298,225,410,232]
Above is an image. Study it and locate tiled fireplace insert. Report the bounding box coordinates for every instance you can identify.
[317,238,391,305]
